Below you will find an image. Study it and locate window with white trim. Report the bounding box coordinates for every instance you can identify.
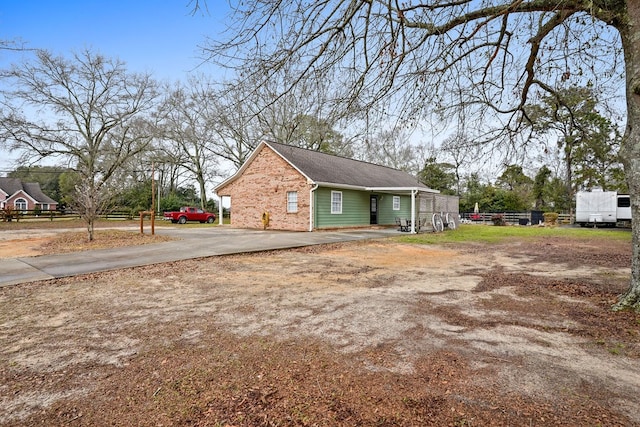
[331,191,342,214]
[14,198,27,212]
[287,191,298,213]
[393,196,400,210]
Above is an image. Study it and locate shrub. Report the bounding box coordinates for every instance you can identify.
[543,212,559,226]
[491,214,506,226]
[1,206,16,222]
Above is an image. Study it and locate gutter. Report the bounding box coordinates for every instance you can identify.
[367,186,440,194]
[313,182,440,194]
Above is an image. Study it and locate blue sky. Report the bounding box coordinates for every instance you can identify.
[0,1,229,168]
[0,1,227,82]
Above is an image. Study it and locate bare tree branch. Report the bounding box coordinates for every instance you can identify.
[0,49,159,240]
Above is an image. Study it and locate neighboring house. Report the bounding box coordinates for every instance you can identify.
[0,177,58,212]
[214,141,458,232]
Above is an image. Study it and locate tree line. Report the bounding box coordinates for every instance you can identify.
[1,51,624,235]
[0,50,358,239]
[419,84,626,214]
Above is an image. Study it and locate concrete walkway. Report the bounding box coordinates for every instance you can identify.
[0,227,400,287]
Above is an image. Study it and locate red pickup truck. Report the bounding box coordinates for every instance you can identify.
[163,206,217,224]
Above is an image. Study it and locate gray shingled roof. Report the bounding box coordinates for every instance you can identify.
[0,177,58,204]
[266,141,431,189]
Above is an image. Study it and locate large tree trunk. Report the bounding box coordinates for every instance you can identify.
[198,175,207,211]
[86,218,95,242]
[614,3,640,311]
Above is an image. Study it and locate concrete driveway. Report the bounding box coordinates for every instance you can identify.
[0,226,400,287]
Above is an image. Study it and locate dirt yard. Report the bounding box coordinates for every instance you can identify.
[1,224,639,426]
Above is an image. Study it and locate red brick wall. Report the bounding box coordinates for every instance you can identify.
[7,192,35,210]
[1,190,57,211]
[220,145,311,231]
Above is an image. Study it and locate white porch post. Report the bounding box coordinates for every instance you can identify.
[410,189,416,234]
[218,196,224,225]
[309,184,318,232]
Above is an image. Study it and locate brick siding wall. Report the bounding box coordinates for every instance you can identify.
[7,192,36,210]
[220,145,311,231]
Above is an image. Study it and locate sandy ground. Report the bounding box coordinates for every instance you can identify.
[0,228,638,425]
[0,230,63,258]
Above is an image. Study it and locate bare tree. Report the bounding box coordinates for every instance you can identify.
[157,77,221,209]
[441,133,483,196]
[202,1,640,312]
[208,70,360,174]
[208,79,265,170]
[249,67,359,155]
[0,49,159,240]
[151,142,195,197]
[360,128,422,173]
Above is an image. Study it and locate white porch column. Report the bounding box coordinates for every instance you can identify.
[309,184,318,232]
[410,189,416,234]
[218,195,224,225]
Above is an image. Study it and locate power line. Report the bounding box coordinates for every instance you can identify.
[0,169,68,174]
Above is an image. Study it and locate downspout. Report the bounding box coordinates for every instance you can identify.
[309,183,318,232]
[410,189,416,234]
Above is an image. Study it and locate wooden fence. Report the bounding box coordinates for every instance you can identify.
[459,212,572,225]
[0,209,137,222]
[1,209,231,223]
[4,208,568,226]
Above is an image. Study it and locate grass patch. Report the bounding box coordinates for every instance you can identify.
[396,224,632,245]
[39,229,175,255]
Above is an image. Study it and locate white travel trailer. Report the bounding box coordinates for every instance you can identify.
[575,189,631,227]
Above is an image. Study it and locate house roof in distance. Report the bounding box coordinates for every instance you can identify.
[0,177,58,204]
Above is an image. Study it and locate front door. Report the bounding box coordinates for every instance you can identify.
[370,195,378,225]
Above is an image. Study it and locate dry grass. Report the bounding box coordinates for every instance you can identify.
[0,219,175,258]
[1,223,639,426]
[38,229,174,255]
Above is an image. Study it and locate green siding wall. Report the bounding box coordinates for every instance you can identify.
[378,194,412,224]
[315,187,368,228]
[314,187,413,229]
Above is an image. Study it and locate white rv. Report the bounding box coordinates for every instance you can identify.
[575,189,631,227]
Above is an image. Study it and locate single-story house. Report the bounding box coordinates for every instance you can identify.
[214,141,458,232]
[0,177,58,212]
